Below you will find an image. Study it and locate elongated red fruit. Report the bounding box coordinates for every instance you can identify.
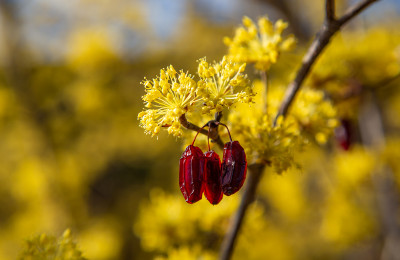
[221,141,247,196]
[179,145,205,204]
[204,150,223,205]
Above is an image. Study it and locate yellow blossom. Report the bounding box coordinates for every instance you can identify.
[224,16,296,71]
[19,229,86,260]
[197,56,253,114]
[134,189,238,253]
[138,57,253,137]
[138,66,199,137]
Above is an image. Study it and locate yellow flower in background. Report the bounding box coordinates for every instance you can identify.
[310,29,400,119]
[67,28,119,73]
[138,66,199,137]
[134,189,238,254]
[320,192,376,247]
[197,56,253,114]
[334,147,375,186]
[155,246,216,260]
[224,16,296,71]
[290,88,338,144]
[19,229,86,260]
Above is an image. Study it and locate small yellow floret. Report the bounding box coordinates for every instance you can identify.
[138,66,200,137]
[196,56,253,114]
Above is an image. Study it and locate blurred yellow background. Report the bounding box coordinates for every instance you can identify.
[0,0,400,259]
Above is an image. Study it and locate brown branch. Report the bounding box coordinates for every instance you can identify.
[219,1,381,260]
[337,0,378,26]
[219,163,265,260]
[326,0,336,22]
[316,72,400,103]
[179,114,225,150]
[179,114,208,135]
[274,0,379,125]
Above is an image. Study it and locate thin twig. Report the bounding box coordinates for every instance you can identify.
[274,0,379,125]
[326,0,336,22]
[337,0,378,26]
[179,114,225,150]
[219,163,265,260]
[329,73,400,102]
[219,1,381,260]
[179,114,209,135]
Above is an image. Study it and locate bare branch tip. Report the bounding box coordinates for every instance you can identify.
[326,0,336,22]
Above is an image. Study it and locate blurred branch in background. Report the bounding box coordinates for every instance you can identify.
[0,0,54,149]
[358,92,400,260]
[275,0,379,124]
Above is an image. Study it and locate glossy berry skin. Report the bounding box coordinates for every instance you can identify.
[179,145,205,204]
[221,141,247,196]
[204,150,223,205]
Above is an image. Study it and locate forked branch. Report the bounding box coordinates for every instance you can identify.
[179,114,225,150]
[274,0,379,125]
[221,1,381,259]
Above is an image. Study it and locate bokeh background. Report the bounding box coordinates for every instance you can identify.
[0,0,400,259]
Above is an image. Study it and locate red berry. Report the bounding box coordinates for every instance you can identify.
[335,119,351,151]
[221,141,247,196]
[179,145,205,204]
[204,150,223,205]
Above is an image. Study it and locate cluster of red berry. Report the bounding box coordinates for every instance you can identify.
[179,122,247,205]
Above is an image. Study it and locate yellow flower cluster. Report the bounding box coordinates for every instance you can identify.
[224,16,296,71]
[229,111,301,174]
[19,229,86,260]
[138,66,198,137]
[138,57,253,137]
[135,189,275,260]
[134,189,238,256]
[290,89,338,144]
[155,246,216,260]
[228,81,338,173]
[197,56,254,113]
